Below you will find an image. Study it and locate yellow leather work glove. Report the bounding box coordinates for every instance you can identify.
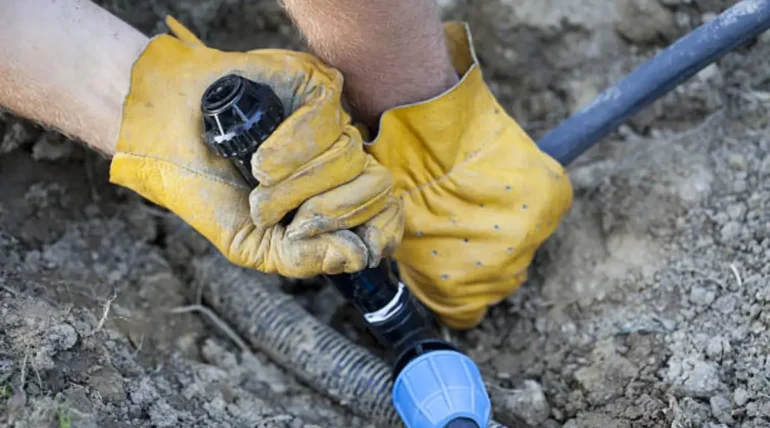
[365,22,573,329]
[110,16,403,278]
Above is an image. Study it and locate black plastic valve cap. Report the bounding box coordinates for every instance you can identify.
[201,74,285,160]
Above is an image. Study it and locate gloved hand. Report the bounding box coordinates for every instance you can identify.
[110,16,404,278]
[364,22,573,329]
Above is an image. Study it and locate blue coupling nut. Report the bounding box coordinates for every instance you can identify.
[393,350,491,428]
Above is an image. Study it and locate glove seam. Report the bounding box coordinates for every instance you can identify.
[112,152,251,191]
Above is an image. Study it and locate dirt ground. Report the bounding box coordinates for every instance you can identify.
[2,0,770,427]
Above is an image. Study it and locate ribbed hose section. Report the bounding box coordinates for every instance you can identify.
[191,250,508,428]
[192,250,401,426]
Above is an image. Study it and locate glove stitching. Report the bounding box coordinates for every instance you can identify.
[114,152,252,191]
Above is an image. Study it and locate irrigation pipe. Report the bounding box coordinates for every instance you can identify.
[537,0,770,165]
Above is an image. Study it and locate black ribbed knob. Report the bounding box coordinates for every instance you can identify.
[201,74,284,187]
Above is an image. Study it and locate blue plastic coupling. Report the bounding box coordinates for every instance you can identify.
[392,350,491,428]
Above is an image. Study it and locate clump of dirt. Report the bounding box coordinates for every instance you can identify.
[3,0,770,427]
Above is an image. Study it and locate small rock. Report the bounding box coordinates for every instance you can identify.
[129,377,159,406]
[148,400,179,427]
[701,12,718,23]
[616,0,676,43]
[748,303,762,317]
[491,380,551,427]
[726,203,747,220]
[760,156,770,176]
[759,400,770,417]
[733,387,750,407]
[760,28,770,45]
[696,63,723,86]
[87,365,126,403]
[666,357,725,398]
[710,395,734,424]
[31,323,79,371]
[563,411,631,428]
[61,385,95,418]
[675,10,691,28]
[47,323,78,351]
[714,294,738,315]
[720,221,742,240]
[705,336,730,360]
[31,133,74,161]
[750,320,765,334]
[0,359,12,374]
[728,153,747,171]
[689,286,716,307]
[746,401,760,417]
[756,286,770,303]
[1,120,35,154]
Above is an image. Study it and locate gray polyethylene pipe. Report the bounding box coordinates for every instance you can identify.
[537,0,770,166]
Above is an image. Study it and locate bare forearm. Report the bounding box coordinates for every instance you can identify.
[0,0,146,156]
[282,0,459,130]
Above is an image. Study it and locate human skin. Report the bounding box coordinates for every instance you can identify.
[0,0,458,154]
[282,0,459,131]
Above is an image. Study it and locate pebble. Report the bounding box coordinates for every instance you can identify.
[667,357,725,398]
[760,28,770,45]
[705,336,729,360]
[87,365,126,403]
[759,400,770,417]
[726,203,747,220]
[720,221,742,240]
[756,287,770,303]
[701,12,718,24]
[31,133,73,161]
[709,395,734,424]
[616,0,676,43]
[733,387,750,407]
[48,323,78,351]
[1,121,34,154]
[148,400,179,428]
[760,156,770,175]
[690,286,716,307]
[714,294,738,315]
[492,380,551,427]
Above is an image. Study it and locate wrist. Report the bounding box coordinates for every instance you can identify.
[340,53,459,131]
[283,0,459,131]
